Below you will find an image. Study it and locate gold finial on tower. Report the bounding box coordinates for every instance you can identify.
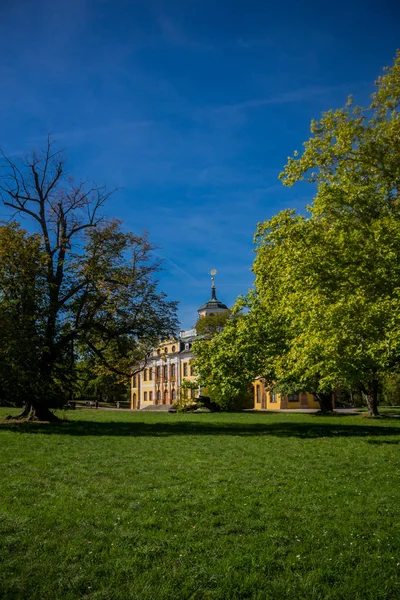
[210,269,217,298]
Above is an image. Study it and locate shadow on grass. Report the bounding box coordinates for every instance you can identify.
[0,417,400,439]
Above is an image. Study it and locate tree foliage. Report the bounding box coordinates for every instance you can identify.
[276,50,400,415]
[193,306,268,410]
[195,310,231,339]
[194,51,400,416]
[0,139,178,419]
[0,223,46,406]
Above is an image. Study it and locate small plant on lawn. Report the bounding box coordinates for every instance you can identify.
[173,379,200,412]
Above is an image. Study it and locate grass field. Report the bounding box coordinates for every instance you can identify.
[1,409,400,600]
[357,407,400,415]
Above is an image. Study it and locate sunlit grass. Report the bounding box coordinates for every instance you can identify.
[1,408,400,599]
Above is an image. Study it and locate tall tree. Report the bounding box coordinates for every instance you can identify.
[0,223,46,407]
[194,52,400,416]
[0,138,178,420]
[276,51,400,415]
[193,305,273,410]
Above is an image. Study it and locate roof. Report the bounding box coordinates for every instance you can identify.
[197,286,228,312]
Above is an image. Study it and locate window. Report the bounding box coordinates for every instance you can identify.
[256,385,260,403]
[163,365,168,378]
[288,394,298,402]
[171,389,176,401]
[184,388,188,399]
[149,391,153,402]
[172,345,176,352]
[144,392,147,402]
[164,390,168,404]
[157,390,161,403]
[132,375,136,388]
[149,367,153,381]
[190,388,195,399]
[171,364,176,378]
[156,366,161,378]
[183,363,188,376]
[164,347,168,354]
[185,343,189,351]
[190,364,195,376]
[271,393,277,403]
[157,349,161,355]
[132,393,136,406]
[143,369,147,381]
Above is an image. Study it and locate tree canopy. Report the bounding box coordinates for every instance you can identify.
[0,138,178,419]
[194,51,400,416]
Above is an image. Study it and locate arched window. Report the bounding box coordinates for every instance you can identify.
[171,364,176,378]
[144,392,147,402]
[132,375,136,387]
[163,365,168,378]
[171,389,176,401]
[156,366,161,378]
[164,390,168,404]
[157,390,161,403]
[172,345,176,353]
[149,367,153,380]
[256,385,260,403]
[132,393,136,408]
[143,368,147,381]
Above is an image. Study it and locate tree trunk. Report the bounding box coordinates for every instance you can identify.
[6,402,31,420]
[315,392,334,413]
[29,403,60,422]
[6,400,60,422]
[364,381,379,417]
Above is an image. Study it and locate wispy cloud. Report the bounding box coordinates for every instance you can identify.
[154,253,201,286]
[28,120,152,145]
[213,84,351,112]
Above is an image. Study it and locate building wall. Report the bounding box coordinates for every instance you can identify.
[253,379,320,410]
[130,334,198,409]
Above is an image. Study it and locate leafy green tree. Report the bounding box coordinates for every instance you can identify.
[275,50,400,416]
[0,139,178,420]
[195,52,400,416]
[381,373,400,406]
[195,310,231,339]
[194,307,271,410]
[0,223,46,407]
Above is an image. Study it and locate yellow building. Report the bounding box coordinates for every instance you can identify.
[131,275,321,411]
[130,332,198,410]
[131,275,228,410]
[253,377,320,410]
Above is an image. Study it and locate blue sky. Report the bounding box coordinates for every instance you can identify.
[1,0,399,328]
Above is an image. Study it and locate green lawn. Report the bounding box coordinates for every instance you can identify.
[357,407,400,415]
[1,409,400,600]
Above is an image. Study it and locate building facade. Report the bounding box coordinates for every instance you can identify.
[130,330,198,410]
[131,276,322,411]
[130,275,228,410]
[253,377,320,410]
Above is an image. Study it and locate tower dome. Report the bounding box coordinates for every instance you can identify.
[198,271,228,317]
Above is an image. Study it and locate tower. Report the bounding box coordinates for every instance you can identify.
[197,270,229,318]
